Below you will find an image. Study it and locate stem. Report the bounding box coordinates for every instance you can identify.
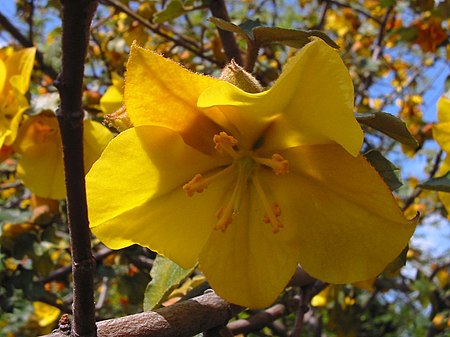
[54,0,98,336]
[209,0,243,65]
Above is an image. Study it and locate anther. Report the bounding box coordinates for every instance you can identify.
[183,174,206,196]
[254,153,289,175]
[252,173,284,234]
[183,164,236,197]
[213,132,239,158]
[214,207,233,232]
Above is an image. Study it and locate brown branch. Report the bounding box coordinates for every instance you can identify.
[227,303,288,335]
[41,292,238,337]
[53,0,98,336]
[0,10,58,79]
[38,247,114,284]
[209,0,243,65]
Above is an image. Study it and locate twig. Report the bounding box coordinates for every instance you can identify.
[402,150,443,212]
[38,247,114,284]
[40,292,238,337]
[209,0,243,65]
[0,10,58,79]
[327,0,381,24]
[53,0,98,336]
[227,303,288,335]
[99,0,220,65]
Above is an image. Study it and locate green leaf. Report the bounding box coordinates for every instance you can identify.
[238,19,262,40]
[356,112,419,147]
[418,171,450,192]
[209,17,339,49]
[383,245,409,275]
[153,0,186,23]
[253,27,339,49]
[364,150,403,191]
[143,255,195,311]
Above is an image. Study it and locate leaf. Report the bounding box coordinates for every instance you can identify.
[143,255,195,311]
[153,0,185,23]
[418,171,450,192]
[356,112,419,147]
[209,17,339,49]
[238,19,262,40]
[364,150,403,191]
[253,27,339,49]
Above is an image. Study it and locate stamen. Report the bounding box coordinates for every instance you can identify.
[214,163,247,232]
[183,164,235,197]
[213,132,240,158]
[254,153,289,175]
[252,173,284,233]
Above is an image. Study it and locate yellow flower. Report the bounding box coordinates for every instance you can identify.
[86,39,416,308]
[0,47,35,148]
[32,301,61,328]
[14,112,113,199]
[433,96,450,213]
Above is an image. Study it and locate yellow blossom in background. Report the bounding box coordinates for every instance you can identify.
[13,112,113,199]
[100,72,124,115]
[0,47,35,149]
[87,39,416,308]
[32,301,61,328]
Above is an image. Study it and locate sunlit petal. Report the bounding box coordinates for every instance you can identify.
[199,181,299,308]
[269,144,415,283]
[125,43,223,153]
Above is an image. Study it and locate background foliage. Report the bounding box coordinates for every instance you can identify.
[0,0,449,336]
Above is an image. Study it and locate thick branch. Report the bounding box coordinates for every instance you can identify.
[0,10,58,79]
[42,292,237,337]
[54,0,98,336]
[209,0,243,65]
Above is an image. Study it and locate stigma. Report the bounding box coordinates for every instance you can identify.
[183,131,289,234]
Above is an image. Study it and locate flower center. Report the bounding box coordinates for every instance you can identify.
[183,132,288,233]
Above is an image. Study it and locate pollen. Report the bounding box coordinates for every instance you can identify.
[252,173,284,234]
[213,132,240,158]
[183,174,206,196]
[254,153,289,175]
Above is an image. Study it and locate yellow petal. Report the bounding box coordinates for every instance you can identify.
[100,85,123,115]
[198,183,300,308]
[437,96,450,123]
[125,43,222,153]
[87,125,231,267]
[269,143,416,284]
[433,121,450,152]
[437,157,450,216]
[33,301,61,327]
[83,120,114,173]
[198,39,363,155]
[434,96,450,152]
[6,47,36,95]
[0,59,6,94]
[17,134,66,199]
[16,116,113,199]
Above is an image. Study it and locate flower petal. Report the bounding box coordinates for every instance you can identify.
[17,136,66,199]
[437,156,450,216]
[87,125,231,266]
[125,43,222,153]
[433,121,450,153]
[6,47,36,95]
[198,183,300,308]
[269,143,416,284]
[198,39,363,155]
[83,120,114,173]
[437,96,450,123]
